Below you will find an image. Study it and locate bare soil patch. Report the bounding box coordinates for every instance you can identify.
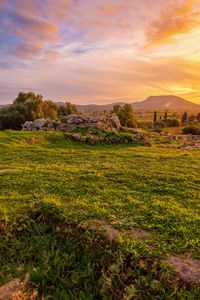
[166,255,200,284]
[129,228,149,239]
[0,169,13,173]
[88,219,120,241]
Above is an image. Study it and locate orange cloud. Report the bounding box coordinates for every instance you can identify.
[145,0,200,47]
[44,0,72,19]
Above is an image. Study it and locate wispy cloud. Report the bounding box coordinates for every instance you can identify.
[1,0,200,104]
[145,0,200,47]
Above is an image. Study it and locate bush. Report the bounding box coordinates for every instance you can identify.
[182,126,200,135]
[112,104,137,128]
[154,121,165,128]
[164,118,180,127]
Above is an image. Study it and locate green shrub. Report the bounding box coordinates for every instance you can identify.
[112,104,137,128]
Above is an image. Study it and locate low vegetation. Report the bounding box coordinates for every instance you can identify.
[0,130,200,299]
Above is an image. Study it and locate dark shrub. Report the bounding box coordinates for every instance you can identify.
[164,118,180,127]
[182,126,200,135]
[154,121,165,128]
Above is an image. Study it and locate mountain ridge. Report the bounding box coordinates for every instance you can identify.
[1,95,199,112]
[73,95,200,112]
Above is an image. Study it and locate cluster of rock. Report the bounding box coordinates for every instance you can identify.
[156,132,200,149]
[65,114,121,131]
[164,133,200,149]
[22,119,62,131]
[65,132,151,145]
[22,114,121,132]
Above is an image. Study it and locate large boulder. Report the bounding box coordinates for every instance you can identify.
[22,119,47,130]
[0,279,20,300]
[32,118,46,129]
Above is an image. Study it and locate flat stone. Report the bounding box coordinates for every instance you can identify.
[0,279,20,300]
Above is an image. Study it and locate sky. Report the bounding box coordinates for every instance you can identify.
[0,0,200,105]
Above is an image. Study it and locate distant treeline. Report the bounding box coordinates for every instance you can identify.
[0,92,77,130]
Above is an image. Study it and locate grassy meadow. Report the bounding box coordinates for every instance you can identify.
[0,130,200,299]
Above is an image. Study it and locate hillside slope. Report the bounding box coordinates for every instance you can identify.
[133,95,199,110]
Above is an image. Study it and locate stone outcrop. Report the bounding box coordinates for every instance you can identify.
[167,134,200,149]
[22,119,64,131]
[22,114,121,132]
[66,114,121,131]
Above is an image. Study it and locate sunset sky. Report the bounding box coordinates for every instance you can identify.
[0,0,200,104]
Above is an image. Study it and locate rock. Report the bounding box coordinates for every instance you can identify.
[64,114,121,132]
[0,274,37,300]
[55,226,61,233]
[0,279,20,300]
[22,114,121,132]
[22,119,46,131]
[33,119,46,129]
[22,121,33,131]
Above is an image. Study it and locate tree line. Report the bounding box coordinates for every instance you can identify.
[0,92,77,130]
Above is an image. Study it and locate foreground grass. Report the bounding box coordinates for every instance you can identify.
[0,130,200,299]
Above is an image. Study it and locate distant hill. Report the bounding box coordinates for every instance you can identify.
[72,95,199,112]
[132,95,199,110]
[4,95,198,112]
[76,102,126,112]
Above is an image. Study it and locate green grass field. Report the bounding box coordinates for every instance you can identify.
[0,130,200,299]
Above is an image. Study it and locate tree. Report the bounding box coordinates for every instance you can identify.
[164,112,168,119]
[181,111,188,123]
[0,92,78,130]
[153,111,157,123]
[14,92,43,105]
[58,102,77,116]
[188,115,196,123]
[197,113,200,122]
[43,101,58,119]
[0,105,26,130]
[13,92,44,121]
[112,104,137,128]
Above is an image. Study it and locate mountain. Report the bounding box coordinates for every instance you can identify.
[73,95,199,112]
[132,95,199,110]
